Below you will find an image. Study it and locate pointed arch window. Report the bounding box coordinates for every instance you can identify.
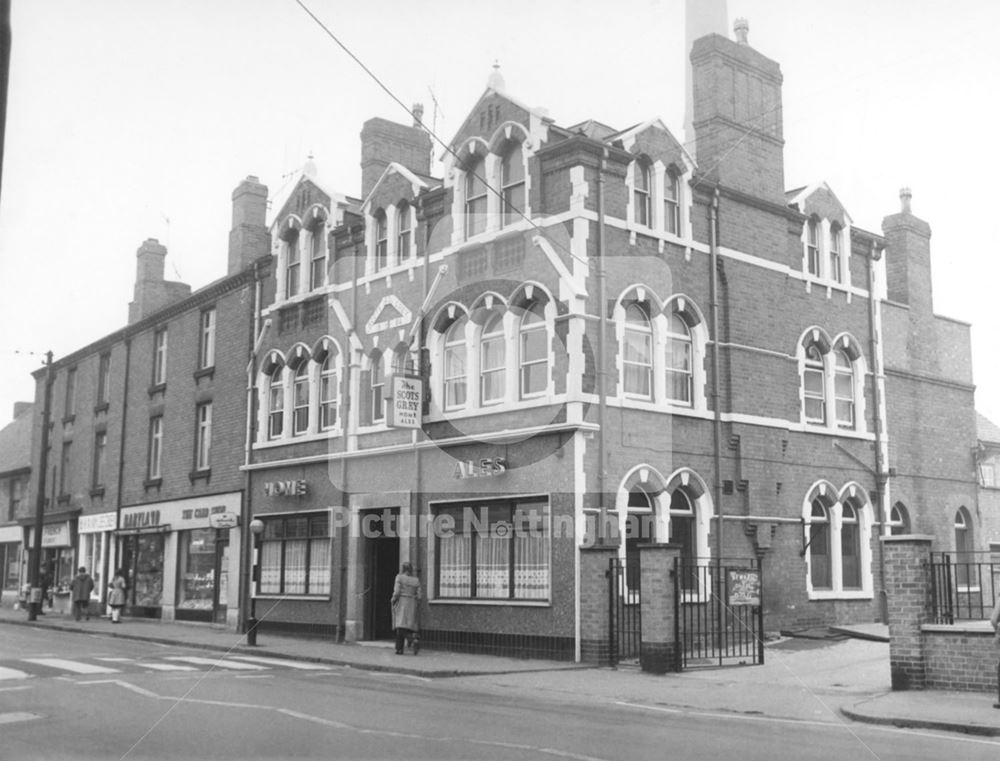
[633,161,651,227]
[888,502,910,535]
[500,142,525,228]
[285,231,301,299]
[623,303,653,398]
[829,224,843,283]
[841,501,862,589]
[625,487,655,593]
[268,365,284,440]
[396,202,412,261]
[804,344,826,424]
[319,353,339,431]
[669,490,696,590]
[444,319,468,410]
[664,170,680,235]
[465,155,487,238]
[808,500,832,589]
[806,217,820,276]
[480,311,506,404]
[834,349,855,428]
[292,361,310,436]
[665,312,693,405]
[373,209,388,272]
[519,301,548,397]
[955,507,974,586]
[309,224,326,290]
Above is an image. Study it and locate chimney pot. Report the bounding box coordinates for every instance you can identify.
[412,103,424,128]
[900,187,912,213]
[734,17,749,44]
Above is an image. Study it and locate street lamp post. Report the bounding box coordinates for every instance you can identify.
[246,518,264,646]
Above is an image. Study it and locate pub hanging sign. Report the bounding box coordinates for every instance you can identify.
[386,375,422,429]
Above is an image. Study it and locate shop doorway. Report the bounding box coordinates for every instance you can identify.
[363,510,399,640]
[213,534,229,625]
[119,532,165,618]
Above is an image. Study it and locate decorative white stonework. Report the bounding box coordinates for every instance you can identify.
[365,295,412,335]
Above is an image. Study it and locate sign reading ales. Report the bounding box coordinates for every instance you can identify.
[386,375,422,429]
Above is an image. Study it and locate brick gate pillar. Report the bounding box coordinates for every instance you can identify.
[881,534,934,690]
[579,545,619,664]
[638,543,681,674]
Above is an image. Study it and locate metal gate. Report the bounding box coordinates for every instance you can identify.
[675,557,764,669]
[608,558,641,664]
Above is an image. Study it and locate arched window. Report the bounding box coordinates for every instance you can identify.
[841,501,861,589]
[465,155,487,238]
[829,224,842,283]
[669,490,697,590]
[804,344,826,424]
[286,231,301,299]
[806,217,820,276]
[309,224,326,291]
[319,353,338,431]
[480,311,506,404]
[955,507,974,586]
[663,170,680,235]
[808,499,831,589]
[888,502,910,535]
[625,487,655,593]
[373,209,388,271]
[834,349,855,428]
[443,319,467,410]
[623,303,652,398]
[518,301,548,397]
[500,142,525,228]
[370,353,384,423]
[665,312,693,405]
[292,361,310,435]
[633,161,651,227]
[268,365,284,440]
[396,202,412,261]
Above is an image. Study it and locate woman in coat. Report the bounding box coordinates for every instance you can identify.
[391,562,420,655]
[108,569,127,623]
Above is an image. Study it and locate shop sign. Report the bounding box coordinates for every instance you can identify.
[453,457,508,479]
[264,480,308,497]
[181,504,228,521]
[79,512,117,533]
[386,375,422,429]
[28,523,70,547]
[209,512,239,529]
[121,510,162,530]
[726,568,761,607]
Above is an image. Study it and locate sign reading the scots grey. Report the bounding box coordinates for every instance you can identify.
[386,375,422,429]
[726,568,761,607]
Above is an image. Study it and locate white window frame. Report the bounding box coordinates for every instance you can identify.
[267,366,284,440]
[373,209,388,272]
[292,361,311,436]
[663,169,680,235]
[443,319,468,411]
[396,202,412,262]
[319,352,340,432]
[500,142,525,229]
[631,160,651,228]
[195,402,212,471]
[803,344,827,425]
[285,232,301,299]
[518,301,549,399]
[371,354,385,423]
[806,217,821,276]
[199,308,216,370]
[153,328,168,386]
[479,311,506,405]
[623,303,653,399]
[665,312,693,406]
[803,486,874,600]
[309,224,326,291]
[148,416,163,479]
[464,155,488,239]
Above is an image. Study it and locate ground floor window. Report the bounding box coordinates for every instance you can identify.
[0,543,19,590]
[80,533,104,595]
[177,528,218,611]
[257,512,331,596]
[435,497,550,601]
[120,533,165,608]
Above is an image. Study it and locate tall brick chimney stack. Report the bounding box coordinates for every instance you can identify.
[228,175,270,275]
[883,187,933,311]
[360,116,432,200]
[127,238,191,324]
[690,19,785,202]
[684,0,729,155]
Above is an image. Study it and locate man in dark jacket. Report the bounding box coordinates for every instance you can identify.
[69,567,95,621]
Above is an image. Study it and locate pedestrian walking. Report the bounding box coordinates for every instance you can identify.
[391,562,421,655]
[38,566,52,615]
[108,569,127,623]
[69,567,95,621]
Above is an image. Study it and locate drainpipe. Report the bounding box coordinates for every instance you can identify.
[597,149,609,540]
[866,241,889,622]
[114,338,132,597]
[709,190,723,568]
[26,351,54,621]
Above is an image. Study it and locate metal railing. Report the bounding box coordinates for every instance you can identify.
[929,552,998,624]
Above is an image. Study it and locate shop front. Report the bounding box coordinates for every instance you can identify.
[78,511,116,611]
[117,493,243,627]
[0,524,23,607]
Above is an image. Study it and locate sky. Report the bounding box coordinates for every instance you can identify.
[1,0,999,427]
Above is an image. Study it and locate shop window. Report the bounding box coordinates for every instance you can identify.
[435,498,549,601]
[257,513,331,596]
[80,533,103,594]
[121,533,165,608]
[177,528,219,613]
[1,543,20,591]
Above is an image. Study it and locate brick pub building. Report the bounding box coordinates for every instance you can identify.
[243,19,982,659]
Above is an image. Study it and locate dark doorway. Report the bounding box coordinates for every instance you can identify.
[364,510,399,640]
[212,532,230,625]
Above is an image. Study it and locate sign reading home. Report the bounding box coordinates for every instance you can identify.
[264,480,308,497]
[386,375,422,429]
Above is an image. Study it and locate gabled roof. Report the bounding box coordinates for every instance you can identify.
[446,86,553,153]
[267,165,357,229]
[786,181,854,225]
[0,405,33,475]
[977,412,1000,444]
[362,161,438,210]
[566,119,619,141]
[603,117,696,170]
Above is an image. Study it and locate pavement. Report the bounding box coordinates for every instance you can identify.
[1,605,999,738]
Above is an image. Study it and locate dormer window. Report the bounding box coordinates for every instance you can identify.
[286,230,301,299]
[396,202,412,261]
[374,209,388,272]
[500,142,525,228]
[806,217,820,276]
[664,170,680,235]
[465,155,487,238]
[633,161,651,227]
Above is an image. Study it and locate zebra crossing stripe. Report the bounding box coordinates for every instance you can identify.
[140,662,199,672]
[0,712,42,725]
[0,666,32,681]
[164,656,268,671]
[22,658,120,675]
